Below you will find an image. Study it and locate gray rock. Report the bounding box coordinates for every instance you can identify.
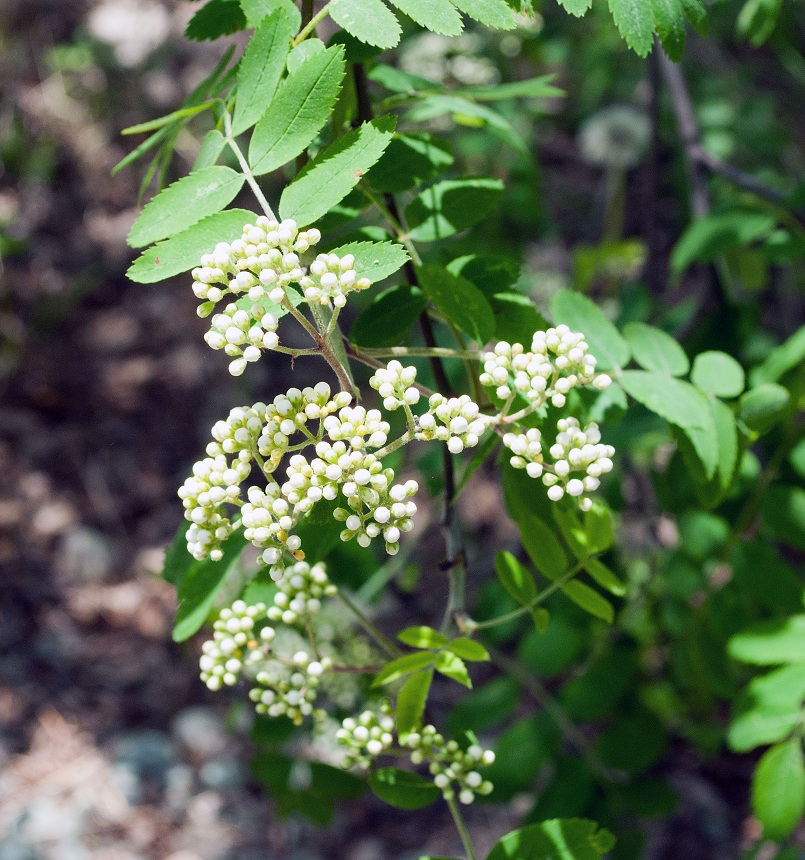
[56,527,117,584]
[199,758,247,791]
[172,707,230,760]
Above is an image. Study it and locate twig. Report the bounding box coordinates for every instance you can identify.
[223,111,276,220]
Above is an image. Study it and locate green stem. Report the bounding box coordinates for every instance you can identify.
[445,793,477,860]
[355,346,481,361]
[293,2,332,44]
[470,560,588,630]
[374,430,415,459]
[337,590,402,658]
[223,112,276,220]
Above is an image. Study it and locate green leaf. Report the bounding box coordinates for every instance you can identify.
[530,608,550,633]
[762,485,805,551]
[737,0,783,46]
[729,663,805,752]
[127,208,257,284]
[447,677,519,735]
[550,291,631,372]
[186,0,246,40]
[388,0,463,35]
[518,617,585,678]
[607,0,654,56]
[249,45,345,176]
[623,322,689,377]
[127,167,245,249]
[405,177,504,243]
[691,350,746,398]
[495,550,538,605]
[738,383,791,435]
[329,239,409,284]
[749,324,805,386]
[372,651,435,686]
[651,0,687,60]
[598,709,667,773]
[557,0,593,15]
[448,638,490,662]
[729,616,805,665]
[681,0,708,32]
[435,651,472,687]
[369,768,440,809]
[396,669,433,735]
[239,0,301,29]
[369,134,453,194]
[561,580,614,623]
[286,38,326,75]
[487,818,615,860]
[232,9,293,135]
[397,626,449,649]
[455,75,563,101]
[292,497,345,564]
[584,559,626,597]
[584,501,614,554]
[173,530,250,642]
[451,0,517,29]
[485,713,560,800]
[351,284,426,348]
[193,129,227,170]
[519,514,568,581]
[671,210,776,276]
[752,740,805,841]
[620,370,717,475]
[416,263,495,344]
[279,116,396,225]
[330,0,402,48]
[161,521,193,588]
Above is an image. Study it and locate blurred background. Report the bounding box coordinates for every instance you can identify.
[1,1,804,858]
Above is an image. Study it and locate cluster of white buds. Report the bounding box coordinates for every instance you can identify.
[266,560,337,625]
[369,361,421,411]
[480,327,611,408]
[541,418,615,511]
[178,454,252,560]
[206,404,265,460]
[323,406,390,451]
[416,394,489,454]
[336,710,396,767]
[502,428,544,478]
[335,477,418,555]
[299,252,371,308]
[248,647,331,725]
[241,482,303,563]
[204,303,279,376]
[199,600,269,690]
[405,727,495,805]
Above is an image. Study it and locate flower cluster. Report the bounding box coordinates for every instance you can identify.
[335,476,418,555]
[502,427,544,478]
[542,418,614,510]
[480,326,611,408]
[416,393,489,454]
[406,727,495,805]
[266,560,337,625]
[336,710,396,767]
[191,218,372,374]
[199,600,270,690]
[369,360,421,411]
[249,647,331,725]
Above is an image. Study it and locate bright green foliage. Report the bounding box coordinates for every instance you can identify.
[752,740,805,841]
[487,818,615,860]
[330,0,402,49]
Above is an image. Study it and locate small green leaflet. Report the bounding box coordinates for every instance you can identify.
[388,0,463,36]
[487,818,615,860]
[239,0,301,30]
[161,521,193,588]
[691,351,745,398]
[622,322,689,377]
[435,651,472,687]
[448,638,490,662]
[397,626,449,649]
[416,263,495,345]
[729,663,805,752]
[286,39,325,74]
[729,615,805,665]
[550,291,630,372]
[561,580,614,623]
[557,0,593,16]
[127,167,245,249]
[738,383,790,435]
[372,651,435,686]
[495,550,538,605]
[369,768,440,810]
[607,0,654,56]
[232,8,293,135]
[186,0,246,41]
[752,740,805,841]
[128,209,257,284]
[749,324,805,387]
[451,0,517,29]
[279,117,397,225]
[406,177,504,243]
[330,0,402,49]
[173,530,250,642]
[396,669,433,734]
[455,75,563,101]
[249,45,345,176]
[652,0,687,60]
[369,133,454,194]
[193,129,227,170]
[762,485,805,552]
[328,240,409,284]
